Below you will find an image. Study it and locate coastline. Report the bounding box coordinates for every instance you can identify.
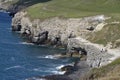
[26,60,90,80]
[1,1,120,79]
[10,11,115,80]
[1,10,89,79]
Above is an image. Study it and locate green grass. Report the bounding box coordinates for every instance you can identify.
[10,0,120,47]
[23,0,120,47]
[24,0,120,18]
[83,58,120,80]
[23,0,120,19]
[5,0,120,19]
[88,23,120,47]
[109,58,120,66]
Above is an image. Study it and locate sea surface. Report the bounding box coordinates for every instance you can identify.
[0,12,73,80]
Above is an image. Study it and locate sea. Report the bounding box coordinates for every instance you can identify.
[0,12,74,80]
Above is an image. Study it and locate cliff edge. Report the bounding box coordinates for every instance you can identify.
[2,0,120,80]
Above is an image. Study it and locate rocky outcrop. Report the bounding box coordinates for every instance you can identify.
[12,11,107,46]
[12,11,114,68]
[67,37,113,68]
[0,0,14,10]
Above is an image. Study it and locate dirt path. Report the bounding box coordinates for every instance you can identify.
[75,37,120,63]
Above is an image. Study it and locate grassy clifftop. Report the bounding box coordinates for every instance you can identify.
[24,0,120,19]
[83,58,120,80]
[9,0,120,47]
[6,0,120,19]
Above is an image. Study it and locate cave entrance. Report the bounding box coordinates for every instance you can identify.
[70,47,87,60]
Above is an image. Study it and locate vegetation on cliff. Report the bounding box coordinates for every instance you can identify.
[8,0,120,47]
[25,0,120,19]
[3,0,120,80]
[88,23,120,48]
[83,58,120,80]
[5,0,120,19]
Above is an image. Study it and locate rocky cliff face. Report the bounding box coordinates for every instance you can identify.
[12,12,106,44]
[0,0,14,10]
[68,37,113,68]
[12,11,112,68]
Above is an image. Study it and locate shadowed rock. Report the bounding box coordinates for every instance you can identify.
[12,24,21,31]
[27,75,72,80]
[32,31,48,45]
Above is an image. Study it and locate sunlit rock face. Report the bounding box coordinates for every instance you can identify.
[0,0,15,10]
[12,11,107,46]
[11,11,113,68]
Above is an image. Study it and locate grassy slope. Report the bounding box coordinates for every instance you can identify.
[25,0,120,19]
[83,58,120,80]
[88,23,120,47]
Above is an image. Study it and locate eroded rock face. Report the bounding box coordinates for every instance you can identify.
[12,11,111,67]
[67,37,113,68]
[12,11,107,46]
[0,0,15,10]
[12,12,27,31]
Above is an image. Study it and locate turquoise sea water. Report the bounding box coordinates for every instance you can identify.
[0,12,73,80]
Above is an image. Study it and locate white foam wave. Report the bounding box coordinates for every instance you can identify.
[45,54,61,59]
[32,68,44,72]
[32,68,65,75]
[56,63,74,70]
[5,65,23,71]
[45,55,56,59]
[45,69,66,75]
[51,70,66,75]
[20,42,34,45]
[37,55,58,59]
[56,65,65,70]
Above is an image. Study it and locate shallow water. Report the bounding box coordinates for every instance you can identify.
[0,12,73,80]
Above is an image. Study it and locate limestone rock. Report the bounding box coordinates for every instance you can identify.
[12,12,107,46]
[12,11,112,68]
[67,37,113,68]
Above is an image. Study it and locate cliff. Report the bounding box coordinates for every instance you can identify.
[3,0,120,80]
[12,11,119,68]
[0,0,15,10]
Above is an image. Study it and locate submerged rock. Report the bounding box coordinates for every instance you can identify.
[60,65,75,75]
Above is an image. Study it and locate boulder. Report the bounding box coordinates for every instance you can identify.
[32,31,48,44]
[60,64,77,75]
[12,24,21,31]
